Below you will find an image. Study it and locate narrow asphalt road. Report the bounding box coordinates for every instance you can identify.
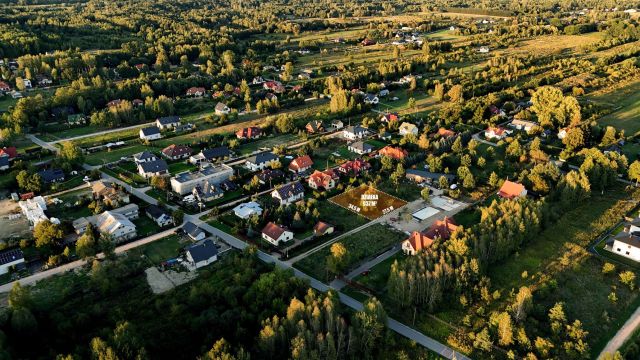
[330,245,401,289]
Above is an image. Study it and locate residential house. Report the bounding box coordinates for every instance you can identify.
[192,180,225,202]
[95,211,137,243]
[140,126,162,141]
[606,219,640,262]
[436,128,456,138]
[379,89,390,97]
[288,155,313,174]
[364,94,379,105]
[498,180,527,199]
[380,112,399,123]
[107,99,123,107]
[271,181,305,205]
[0,146,18,160]
[19,196,48,225]
[92,181,130,207]
[134,151,158,164]
[215,102,231,115]
[236,126,262,140]
[132,99,144,107]
[402,217,458,255]
[257,169,284,185]
[174,123,195,133]
[406,169,456,186]
[0,248,25,275]
[343,125,368,140]
[263,81,285,93]
[145,204,173,227]
[137,159,169,178]
[509,119,538,132]
[348,141,374,155]
[186,87,206,97]
[306,120,325,134]
[170,164,233,195]
[361,39,376,46]
[0,157,9,171]
[331,120,344,130]
[162,144,192,161]
[156,116,181,130]
[245,152,279,171]
[378,146,408,160]
[557,128,568,140]
[233,201,263,219]
[73,203,139,237]
[252,76,265,84]
[185,239,218,269]
[22,79,32,89]
[313,221,335,237]
[399,122,418,136]
[308,169,338,190]
[39,169,65,184]
[0,81,10,92]
[67,114,86,125]
[337,159,371,175]
[36,76,52,87]
[478,46,490,53]
[261,222,293,246]
[484,126,511,140]
[189,147,230,164]
[183,221,206,241]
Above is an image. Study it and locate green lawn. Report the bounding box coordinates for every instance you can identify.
[127,234,184,264]
[484,186,640,357]
[133,215,163,237]
[316,200,369,231]
[293,224,405,282]
[168,161,197,175]
[592,80,640,135]
[85,145,149,165]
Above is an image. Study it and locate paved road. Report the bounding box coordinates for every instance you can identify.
[27,134,59,153]
[49,122,155,144]
[599,304,640,358]
[188,216,469,360]
[0,227,177,293]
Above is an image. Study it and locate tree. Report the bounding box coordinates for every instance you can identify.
[600,126,617,147]
[602,262,616,274]
[327,242,349,276]
[562,127,584,151]
[76,226,97,259]
[420,187,430,202]
[408,97,416,110]
[172,209,184,225]
[59,141,84,164]
[150,176,168,190]
[494,312,513,346]
[33,220,64,248]
[510,286,533,323]
[619,271,636,290]
[629,161,640,185]
[434,83,445,102]
[447,85,463,103]
[354,297,387,357]
[8,282,31,310]
[16,170,42,192]
[549,302,567,335]
[530,86,581,128]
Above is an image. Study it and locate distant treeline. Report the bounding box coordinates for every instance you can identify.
[443,7,513,17]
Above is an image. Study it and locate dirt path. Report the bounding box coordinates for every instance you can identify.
[599,305,640,358]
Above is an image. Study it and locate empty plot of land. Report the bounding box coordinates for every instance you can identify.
[145,266,198,294]
[330,185,408,220]
[506,33,604,56]
[592,81,640,135]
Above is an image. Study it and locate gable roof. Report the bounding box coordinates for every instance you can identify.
[162,144,192,158]
[139,159,168,173]
[436,128,456,137]
[247,151,278,165]
[0,146,18,159]
[262,222,289,240]
[379,146,408,159]
[258,168,284,182]
[145,204,169,220]
[313,221,334,235]
[134,151,157,162]
[0,157,9,168]
[289,155,313,170]
[345,125,367,135]
[186,87,206,95]
[96,211,135,234]
[349,141,374,152]
[381,112,399,122]
[498,180,526,199]
[236,126,262,138]
[399,122,418,132]
[186,239,218,262]
[274,181,304,199]
[183,221,205,238]
[215,102,229,111]
[308,169,336,188]
[202,146,230,160]
[405,217,457,252]
[38,168,64,183]
[157,116,180,125]
[141,126,161,136]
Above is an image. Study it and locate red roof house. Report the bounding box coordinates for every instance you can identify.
[0,146,18,159]
[378,146,408,160]
[236,127,262,139]
[497,180,527,199]
[402,217,458,255]
[288,155,313,173]
[308,169,338,190]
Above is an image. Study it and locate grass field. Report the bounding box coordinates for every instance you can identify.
[593,80,640,135]
[506,33,605,56]
[485,186,640,357]
[127,234,183,263]
[293,224,405,281]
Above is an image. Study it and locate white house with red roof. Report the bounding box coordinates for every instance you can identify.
[484,126,512,140]
[288,155,313,174]
[261,222,293,245]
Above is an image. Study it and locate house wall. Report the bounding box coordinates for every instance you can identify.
[611,240,640,262]
[401,240,416,255]
[0,258,25,275]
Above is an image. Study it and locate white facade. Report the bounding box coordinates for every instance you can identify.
[399,122,418,136]
[610,238,640,262]
[262,229,293,246]
[170,164,233,195]
[139,129,162,141]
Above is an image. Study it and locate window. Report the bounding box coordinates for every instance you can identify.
[627,251,631,255]
[617,248,621,252]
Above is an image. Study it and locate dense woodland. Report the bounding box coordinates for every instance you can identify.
[1,0,640,359]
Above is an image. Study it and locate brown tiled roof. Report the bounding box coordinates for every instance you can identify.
[262,222,288,240]
[289,155,313,171]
